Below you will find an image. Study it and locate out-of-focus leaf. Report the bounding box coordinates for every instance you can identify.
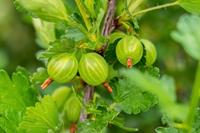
[171,14,200,60]
[0,50,8,68]
[192,108,200,133]
[33,18,56,49]
[0,69,37,132]
[19,95,59,133]
[14,0,68,22]
[178,0,200,14]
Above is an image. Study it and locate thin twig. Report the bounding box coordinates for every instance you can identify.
[80,85,94,122]
[102,0,116,36]
[98,0,116,54]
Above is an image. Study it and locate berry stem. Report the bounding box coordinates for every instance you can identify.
[70,123,77,133]
[41,78,53,90]
[127,58,133,68]
[103,82,113,93]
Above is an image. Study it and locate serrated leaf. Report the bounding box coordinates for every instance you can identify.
[178,0,200,14]
[112,77,158,114]
[19,95,59,133]
[33,18,56,49]
[14,0,68,22]
[78,111,119,133]
[171,14,200,60]
[0,69,37,132]
[111,68,160,115]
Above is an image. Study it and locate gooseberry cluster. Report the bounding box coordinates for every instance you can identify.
[41,35,157,93]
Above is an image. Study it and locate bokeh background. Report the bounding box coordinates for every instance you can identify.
[0,0,196,132]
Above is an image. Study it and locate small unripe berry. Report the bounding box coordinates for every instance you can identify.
[116,36,143,68]
[64,95,81,123]
[79,53,109,86]
[47,53,78,83]
[52,86,71,111]
[41,53,78,90]
[140,39,157,66]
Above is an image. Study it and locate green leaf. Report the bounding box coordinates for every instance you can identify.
[178,0,200,14]
[0,69,37,132]
[78,111,119,133]
[14,0,68,22]
[155,127,182,133]
[192,108,200,133]
[19,95,59,133]
[31,67,49,85]
[63,27,86,42]
[118,69,188,122]
[112,70,158,115]
[37,39,75,59]
[113,80,158,114]
[33,18,56,49]
[171,14,200,60]
[84,0,96,18]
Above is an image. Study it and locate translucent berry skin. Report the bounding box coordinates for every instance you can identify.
[52,86,71,111]
[79,53,108,86]
[47,53,78,83]
[140,39,157,66]
[116,36,143,66]
[64,95,81,123]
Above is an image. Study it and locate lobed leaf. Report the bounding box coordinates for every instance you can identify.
[0,69,37,133]
[19,95,59,133]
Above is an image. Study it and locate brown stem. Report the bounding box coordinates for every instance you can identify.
[80,85,94,122]
[41,77,53,90]
[70,123,77,133]
[103,82,113,93]
[98,0,116,54]
[102,0,116,36]
[127,58,133,69]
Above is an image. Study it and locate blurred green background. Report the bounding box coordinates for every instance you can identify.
[0,0,196,132]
